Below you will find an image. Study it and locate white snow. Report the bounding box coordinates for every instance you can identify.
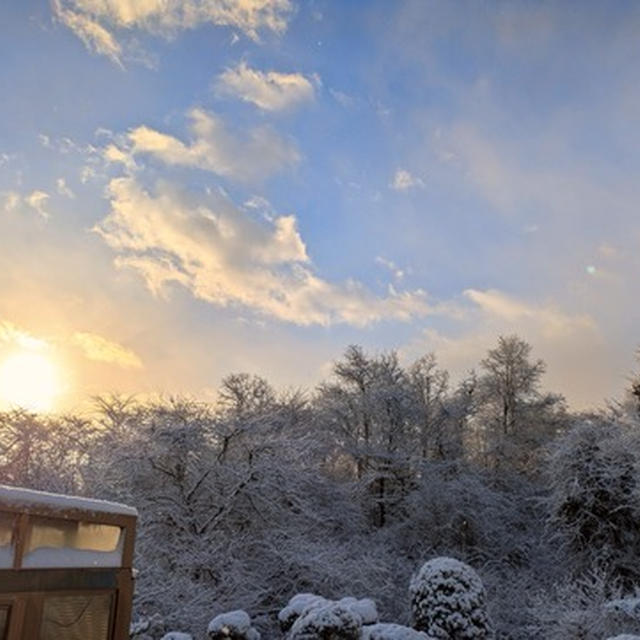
[288,602,362,639]
[606,598,640,620]
[0,484,137,517]
[279,593,329,629]
[338,597,379,625]
[362,623,433,640]
[279,593,378,631]
[606,636,640,640]
[207,610,260,639]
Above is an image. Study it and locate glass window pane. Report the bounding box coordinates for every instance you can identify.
[40,594,112,640]
[0,512,15,568]
[23,517,123,568]
[0,605,10,640]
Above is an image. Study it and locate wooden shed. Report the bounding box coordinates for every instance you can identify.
[0,484,137,640]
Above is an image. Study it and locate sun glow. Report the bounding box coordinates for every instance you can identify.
[0,351,61,412]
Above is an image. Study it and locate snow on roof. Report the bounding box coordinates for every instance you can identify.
[0,484,137,517]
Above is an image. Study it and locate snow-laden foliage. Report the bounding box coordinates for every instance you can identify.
[606,597,640,622]
[527,569,640,640]
[287,601,362,639]
[362,623,433,639]
[279,593,378,632]
[207,610,260,639]
[279,594,330,632]
[6,337,640,638]
[409,557,493,639]
[546,416,640,586]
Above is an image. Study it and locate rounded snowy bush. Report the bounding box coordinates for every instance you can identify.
[279,593,378,634]
[279,594,330,632]
[207,610,260,640]
[288,602,362,639]
[409,557,493,639]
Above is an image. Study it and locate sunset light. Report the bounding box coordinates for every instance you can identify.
[0,351,60,412]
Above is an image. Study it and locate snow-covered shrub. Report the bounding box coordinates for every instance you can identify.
[338,597,378,625]
[362,622,433,639]
[279,593,378,633]
[409,557,493,639]
[207,610,260,640]
[279,594,330,632]
[288,602,362,639]
[161,634,193,640]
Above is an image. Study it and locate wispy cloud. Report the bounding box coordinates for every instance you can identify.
[56,178,75,199]
[72,331,142,368]
[463,288,596,338]
[117,108,300,183]
[52,0,124,67]
[0,321,47,351]
[25,191,51,219]
[403,287,602,408]
[216,62,316,111]
[52,0,294,65]
[94,176,432,327]
[2,189,52,219]
[390,168,424,191]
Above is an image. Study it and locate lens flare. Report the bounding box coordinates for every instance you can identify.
[0,351,60,412]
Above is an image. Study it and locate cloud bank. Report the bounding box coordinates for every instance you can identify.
[94,176,432,326]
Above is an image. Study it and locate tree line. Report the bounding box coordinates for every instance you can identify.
[1,335,640,639]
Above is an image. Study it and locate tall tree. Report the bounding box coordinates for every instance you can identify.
[479,335,545,437]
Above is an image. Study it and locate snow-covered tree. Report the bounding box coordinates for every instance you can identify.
[408,354,452,461]
[476,335,565,471]
[546,416,640,587]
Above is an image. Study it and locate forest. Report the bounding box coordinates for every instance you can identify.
[1,335,640,639]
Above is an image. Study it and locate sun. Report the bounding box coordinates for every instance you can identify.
[0,351,61,412]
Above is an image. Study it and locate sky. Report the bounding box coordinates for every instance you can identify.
[1,0,640,412]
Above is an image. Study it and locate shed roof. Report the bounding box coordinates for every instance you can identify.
[0,484,137,518]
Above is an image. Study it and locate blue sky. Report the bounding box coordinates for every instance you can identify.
[1,0,640,411]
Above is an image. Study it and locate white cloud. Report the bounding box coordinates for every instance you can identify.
[123,108,299,182]
[72,331,143,368]
[403,288,603,409]
[1,191,21,213]
[52,0,294,65]
[3,190,53,218]
[56,178,75,199]
[329,88,356,108]
[94,176,432,327]
[391,168,424,191]
[216,62,315,111]
[25,191,51,219]
[463,288,595,338]
[0,321,47,351]
[53,0,124,67]
[375,256,405,280]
